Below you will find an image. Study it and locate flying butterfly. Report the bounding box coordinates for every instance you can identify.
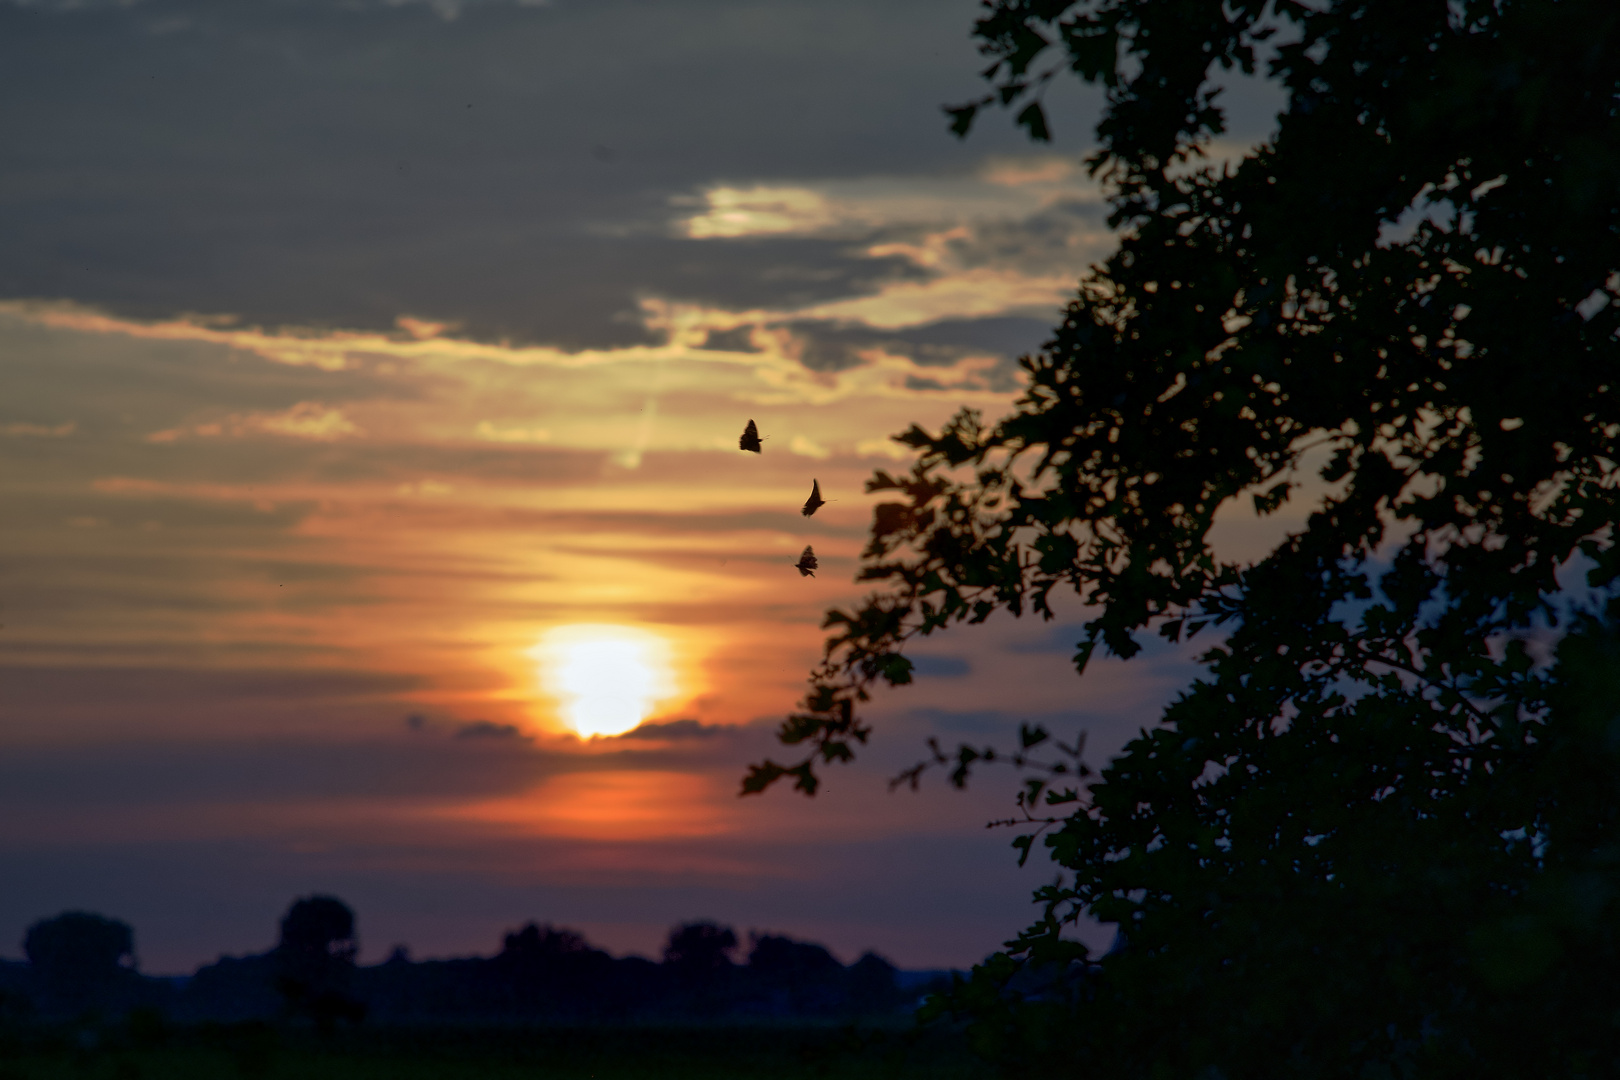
[795,545,817,577]
[801,479,825,517]
[738,419,762,453]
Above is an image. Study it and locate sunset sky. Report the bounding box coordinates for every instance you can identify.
[0,0,1287,972]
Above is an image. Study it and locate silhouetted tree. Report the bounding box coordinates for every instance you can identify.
[23,911,140,1017]
[745,0,1620,1075]
[846,951,902,1015]
[25,912,134,978]
[662,922,737,1015]
[278,896,356,962]
[273,896,363,1032]
[490,922,621,1018]
[500,922,591,962]
[662,922,737,972]
[747,934,845,1015]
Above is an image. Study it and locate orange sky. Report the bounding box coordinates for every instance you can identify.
[0,0,1293,969]
[0,272,1302,968]
[0,283,1108,968]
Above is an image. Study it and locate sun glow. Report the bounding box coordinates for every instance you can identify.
[534,625,677,738]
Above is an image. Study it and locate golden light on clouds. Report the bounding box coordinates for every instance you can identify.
[534,625,678,738]
[681,186,837,239]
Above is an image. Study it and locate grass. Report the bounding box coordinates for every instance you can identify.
[0,1021,993,1079]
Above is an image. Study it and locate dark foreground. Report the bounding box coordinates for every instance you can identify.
[0,1022,989,1079]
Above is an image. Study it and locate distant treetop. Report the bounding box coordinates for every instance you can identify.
[278,895,357,963]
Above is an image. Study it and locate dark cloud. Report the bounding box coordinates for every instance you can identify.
[617,719,728,740]
[795,336,868,374]
[0,664,422,716]
[695,327,759,353]
[0,733,546,809]
[904,707,1021,735]
[908,655,970,678]
[1006,623,1091,656]
[783,315,1051,375]
[454,719,527,740]
[0,0,1087,345]
[932,198,1111,276]
[883,316,1053,364]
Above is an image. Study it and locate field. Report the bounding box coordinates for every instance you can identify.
[0,1022,992,1079]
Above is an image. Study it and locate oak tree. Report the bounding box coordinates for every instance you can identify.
[747,0,1620,1074]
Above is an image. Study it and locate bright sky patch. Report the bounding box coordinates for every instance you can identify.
[535,625,677,738]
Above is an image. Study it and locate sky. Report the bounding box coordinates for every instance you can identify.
[0,0,1289,973]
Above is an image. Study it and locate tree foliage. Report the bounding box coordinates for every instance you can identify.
[746,0,1620,1073]
[664,922,739,972]
[274,895,363,1030]
[25,912,135,980]
[277,895,357,962]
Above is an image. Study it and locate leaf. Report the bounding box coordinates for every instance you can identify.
[1015,102,1051,142]
[944,104,979,138]
[872,652,915,685]
[739,760,788,796]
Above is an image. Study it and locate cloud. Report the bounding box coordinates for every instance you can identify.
[0,0,1101,350]
[662,166,1109,340]
[616,719,728,741]
[794,268,1075,330]
[6,299,1024,422]
[855,437,913,461]
[147,402,361,443]
[982,157,1081,187]
[0,420,74,437]
[909,655,971,678]
[475,420,550,443]
[680,187,840,240]
[677,164,1104,244]
[696,326,760,353]
[788,435,831,460]
[257,402,362,440]
[455,719,529,740]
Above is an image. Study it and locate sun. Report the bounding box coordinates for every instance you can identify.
[532,625,677,738]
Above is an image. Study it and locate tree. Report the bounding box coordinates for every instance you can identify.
[662,921,738,1016]
[663,921,738,972]
[274,895,364,1030]
[500,922,594,964]
[745,0,1620,1074]
[23,911,140,1018]
[24,911,135,980]
[277,895,357,962]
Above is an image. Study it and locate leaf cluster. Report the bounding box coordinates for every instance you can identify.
[750,0,1620,833]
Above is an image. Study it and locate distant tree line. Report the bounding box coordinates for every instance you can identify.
[0,898,928,1028]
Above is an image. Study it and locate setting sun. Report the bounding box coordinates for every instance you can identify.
[534,625,677,738]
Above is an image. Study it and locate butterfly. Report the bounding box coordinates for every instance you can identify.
[801,479,825,517]
[738,419,762,453]
[795,546,817,577]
